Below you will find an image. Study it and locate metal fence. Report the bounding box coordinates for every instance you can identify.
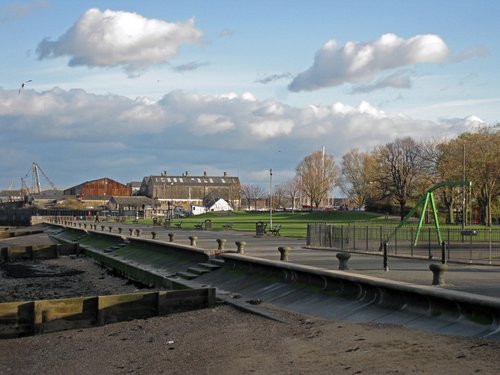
[307,223,500,265]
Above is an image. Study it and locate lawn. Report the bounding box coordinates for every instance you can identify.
[131,210,387,238]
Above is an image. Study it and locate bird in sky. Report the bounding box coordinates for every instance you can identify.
[18,80,32,94]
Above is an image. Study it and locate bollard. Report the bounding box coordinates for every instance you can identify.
[235,241,246,254]
[54,244,60,259]
[278,246,290,261]
[441,241,447,264]
[108,226,113,233]
[129,228,134,236]
[429,263,448,286]
[84,223,87,229]
[216,238,226,250]
[79,223,82,228]
[118,227,123,234]
[101,225,105,231]
[168,233,175,242]
[189,236,198,246]
[336,252,351,270]
[383,241,389,272]
[151,231,157,239]
[135,229,142,237]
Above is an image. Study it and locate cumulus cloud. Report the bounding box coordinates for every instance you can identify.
[288,33,449,92]
[36,8,203,75]
[254,73,293,84]
[0,86,482,187]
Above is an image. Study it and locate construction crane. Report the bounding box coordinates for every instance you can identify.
[20,162,57,194]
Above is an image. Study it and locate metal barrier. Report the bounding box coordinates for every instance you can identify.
[307,223,500,264]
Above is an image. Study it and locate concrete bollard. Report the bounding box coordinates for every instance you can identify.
[118,227,123,234]
[135,229,142,237]
[129,228,134,236]
[216,238,226,250]
[429,263,448,286]
[278,246,290,261]
[108,226,113,233]
[151,231,157,239]
[168,233,175,242]
[235,241,246,254]
[336,252,351,270]
[189,236,198,246]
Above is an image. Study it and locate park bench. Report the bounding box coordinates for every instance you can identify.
[269,224,281,236]
[174,221,183,229]
[222,223,233,230]
[194,222,204,229]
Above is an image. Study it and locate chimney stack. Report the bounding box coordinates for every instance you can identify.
[223,171,228,177]
[204,171,207,177]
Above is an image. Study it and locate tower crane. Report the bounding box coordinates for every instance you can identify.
[31,162,57,193]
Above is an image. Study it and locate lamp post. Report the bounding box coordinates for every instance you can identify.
[269,169,273,228]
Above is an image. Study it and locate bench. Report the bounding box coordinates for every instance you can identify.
[174,221,183,229]
[269,224,281,236]
[194,222,204,229]
[222,223,233,230]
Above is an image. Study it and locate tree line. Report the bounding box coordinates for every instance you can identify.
[241,125,500,226]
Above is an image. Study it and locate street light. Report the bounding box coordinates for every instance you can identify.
[269,168,273,228]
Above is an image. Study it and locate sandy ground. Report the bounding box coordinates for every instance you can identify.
[1,235,500,374]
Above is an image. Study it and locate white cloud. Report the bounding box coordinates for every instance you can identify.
[36,8,203,75]
[0,86,484,187]
[288,33,449,92]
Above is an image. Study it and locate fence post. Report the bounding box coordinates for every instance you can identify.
[366,226,369,252]
[383,241,389,272]
[428,227,433,259]
[394,228,398,256]
[352,224,356,250]
[441,241,447,264]
[489,229,492,265]
[340,226,344,250]
[410,227,414,257]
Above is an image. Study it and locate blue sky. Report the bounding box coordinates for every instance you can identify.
[0,0,498,191]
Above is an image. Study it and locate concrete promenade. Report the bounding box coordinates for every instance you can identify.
[105,223,500,300]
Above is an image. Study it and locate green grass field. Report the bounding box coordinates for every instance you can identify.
[130,210,389,238]
[122,209,498,240]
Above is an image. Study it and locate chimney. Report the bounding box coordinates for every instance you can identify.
[223,171,228,177]
[163,170,167,176]
[185,171,188,176]
[203,171,207,177]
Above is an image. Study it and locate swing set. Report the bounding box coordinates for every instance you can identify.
[387,180,472,246]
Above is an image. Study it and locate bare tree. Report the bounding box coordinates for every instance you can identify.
[339,149,377,208]
[296,149,339,209]
[240,184,266,210]
[271,184,287,209]
[283,177,301,212]
[374,137,426,220]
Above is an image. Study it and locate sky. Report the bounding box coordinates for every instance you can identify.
[0,0,499,191]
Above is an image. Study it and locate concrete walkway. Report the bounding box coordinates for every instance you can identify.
[103,223,500,300]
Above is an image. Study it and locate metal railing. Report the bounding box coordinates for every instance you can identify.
[307,223,500,264]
